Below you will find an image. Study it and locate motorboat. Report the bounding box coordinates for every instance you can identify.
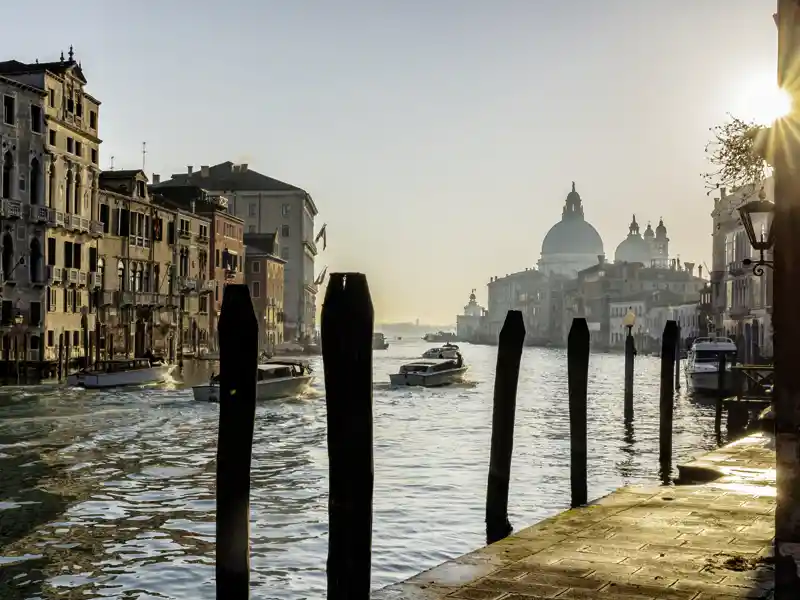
[66,358,174,389]
[421,343,460,359]
[192,358,313,402]
[373,333,389,350]
[390,350,467,387]
[685,336,738,394]
[423,331,458,343]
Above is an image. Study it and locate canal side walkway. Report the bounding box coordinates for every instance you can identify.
[374,434,775,600]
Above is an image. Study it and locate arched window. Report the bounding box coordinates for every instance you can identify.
[2,151,13,199]
[48,164,56,206]
[117,259,125,290]
[135,264,142,292]
[129,262,136,292]
[74,171,82,216]
[65,168,73,213]
[2,231,13,281]
[154,263,161,292]
[29,237,42,283]
[143,264,150,292]
[30,158,40,205]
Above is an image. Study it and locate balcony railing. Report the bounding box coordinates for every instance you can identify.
[66,268,79,285]
[196,233,209,244]
[54,210,66,227]
[77,271,87,287]
[135,292,157,306]
[47,265,63,284]
[178,229,192,239]
[303,239,318,256]
[89,272,100,288]
[177,277,198,292]
[114,290,135,306]
[4,199,22,219]
[28,204,50,223]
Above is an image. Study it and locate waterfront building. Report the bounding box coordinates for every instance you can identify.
[244,232,285,353]
[486,268,553,344]
[154,163,318,342]
[456,289,485,342]
[538,182,605,277]
[151,184,245,351]
[0,50,105,367]
[710,180,773,359]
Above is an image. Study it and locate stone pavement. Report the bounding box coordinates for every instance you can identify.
[373,434,775,600]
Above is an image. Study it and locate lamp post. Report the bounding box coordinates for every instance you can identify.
[738,196,776,275]
[623,310,636,421]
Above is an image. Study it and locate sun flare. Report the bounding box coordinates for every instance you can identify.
[740,76,793,125]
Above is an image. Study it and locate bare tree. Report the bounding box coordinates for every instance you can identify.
[702,114,771,194]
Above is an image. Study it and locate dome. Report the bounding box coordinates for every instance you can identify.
[615,215,651,264]
[643,222,655,239]
[656,217,667,238]
[540,182,604,256]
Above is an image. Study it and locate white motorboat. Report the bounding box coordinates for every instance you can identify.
[67,358,174,389]
[685,336,738,394]
[389,357,467,388]
[421,343,460,359]
[192,358,313,402]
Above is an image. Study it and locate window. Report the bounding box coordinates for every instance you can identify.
[281,225,289,237]
[2,95,14,125]
[252,281,260,298]
[76,100,83,118]
[215,249,220,267]
[200,296,208,313]
[252,261,260,273]
[63,241,73,268]
[249,203,256,216]
[99,204,110,233]
[89,110,97,129]
[73,331,79,346]
[48,89,55,108]
[49,129,56,146]
[91,148,97,164]
[30,105,42,133]
[30,302,41,326]
[281,203,290,217]
[281,247,289,260]
[47,330,54,346]
[66,137,74,153]
[47,237,56,266]
[75,141,82,157]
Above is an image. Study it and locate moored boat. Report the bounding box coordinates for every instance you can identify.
[421,342,460,359]
[192,358,314,402]
[373,333,389,350]
[66,358,174,389]
[389,353,467,388]
[423,331,458,343]
[685,336,738,395]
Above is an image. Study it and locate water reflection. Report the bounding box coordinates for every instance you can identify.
[0,341,728,599]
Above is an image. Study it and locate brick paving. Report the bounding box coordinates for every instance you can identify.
[373,434,775,600]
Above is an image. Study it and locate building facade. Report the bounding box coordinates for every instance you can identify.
[0,52,105,367]
[710,181,773,359]
[244,232,285,353]
[155,163,318,342]
[456,290,485,342]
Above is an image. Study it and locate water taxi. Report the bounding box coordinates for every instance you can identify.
[685,336,738,394]
[421,343,460,359]
[192,358,313,402]
[390,355,467,388]
[66,358,174,389]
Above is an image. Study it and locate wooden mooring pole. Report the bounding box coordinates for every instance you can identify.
[322,272,374,600]
[624,327,635,423]
[659,320,678,481]
[57,333,63,382]
[215,284,258,600]
[486,310,525,545]
[714,354,726,445]
[675,324,681,390]
[568,318,590,508]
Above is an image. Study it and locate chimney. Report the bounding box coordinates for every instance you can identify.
[597,254,605,265]
[240,163,248,172]
[187,165,193,175]
[698,265,703,279]
[201,165,210,178]
[720,187,727,198]
[685,262,695,276]
[152,173,160,185]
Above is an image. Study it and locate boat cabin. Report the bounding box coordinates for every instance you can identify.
[399,358,461,374]
[90,359,155,373]
[259,359,312,380]
[688,337,738,365]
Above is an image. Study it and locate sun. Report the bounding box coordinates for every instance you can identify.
[740,75,793,125]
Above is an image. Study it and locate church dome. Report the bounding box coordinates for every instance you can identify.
[643,222,655,239]
[656,217,667,238]
[540,182,604,256]
[615,214,651,264]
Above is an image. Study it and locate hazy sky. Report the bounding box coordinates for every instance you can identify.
[5,1,779,324]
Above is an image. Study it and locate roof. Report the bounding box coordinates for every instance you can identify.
[0,57,88,85]
[244,232,278,256]
[100,170,145,180]
[0,74,47,95]
[157,162,307,194]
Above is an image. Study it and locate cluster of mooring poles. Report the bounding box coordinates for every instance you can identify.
[213,276,704,599]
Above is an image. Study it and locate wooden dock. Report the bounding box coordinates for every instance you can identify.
[373,434,775,600]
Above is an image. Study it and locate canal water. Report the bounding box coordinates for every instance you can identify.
[0,339,725,599]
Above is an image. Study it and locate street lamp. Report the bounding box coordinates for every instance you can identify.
[623,309,636,336]
[738,197,775,275]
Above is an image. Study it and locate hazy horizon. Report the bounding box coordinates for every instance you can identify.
[5,1,779,323]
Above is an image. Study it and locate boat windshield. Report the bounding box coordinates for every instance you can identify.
[694,350,737,363]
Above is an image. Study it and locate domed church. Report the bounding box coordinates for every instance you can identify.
[614,215,670,267]
[538,182,605,277]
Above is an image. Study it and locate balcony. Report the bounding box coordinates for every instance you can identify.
[28,204,50,223]
[47,265,63,284]
[177,277,198,292]
[90,220,104,237]
[303,239,318,256]
[178,228,192,239]
[79,217,90,233]
[67,213,81,231]
[728,260,748,276]
[89,272,100,288]
[114,290,135,306]
[196,233,209,244]
[101,290,115,306]
[135,292,157,306]
[66,268,79,285]
[54,210,66,227]
[200,279,215,292]
[729,306,752,319]
[4,199,22,219]
[224,269,237,281]
[77,271,87,287]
